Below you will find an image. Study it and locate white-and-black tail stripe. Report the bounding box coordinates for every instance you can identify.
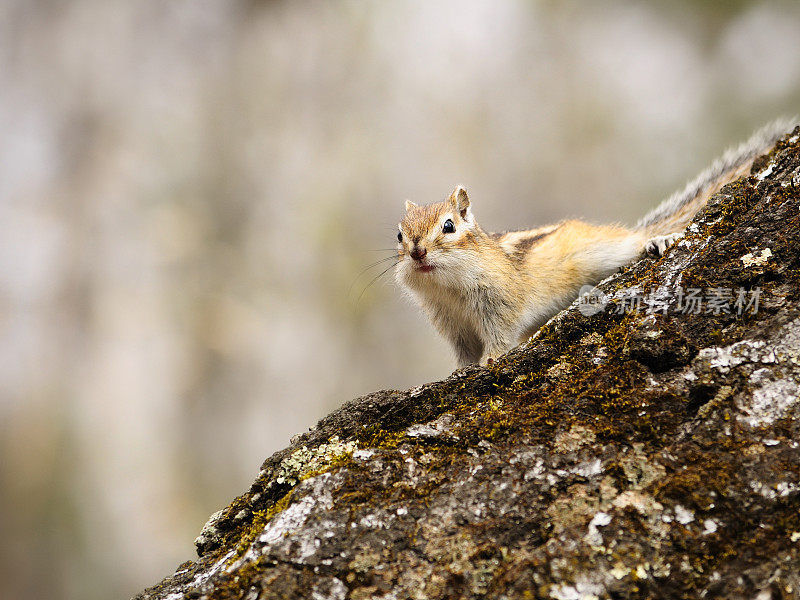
[636,117,798,231]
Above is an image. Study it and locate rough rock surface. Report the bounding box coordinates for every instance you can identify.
[136,128,800,600]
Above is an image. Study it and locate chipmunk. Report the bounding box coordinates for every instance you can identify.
[395,119,796,367]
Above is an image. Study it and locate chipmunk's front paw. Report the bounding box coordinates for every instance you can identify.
[483,353,502,366]
[645,232,684,257]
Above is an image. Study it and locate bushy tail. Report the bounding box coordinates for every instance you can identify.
[636,118,798,236]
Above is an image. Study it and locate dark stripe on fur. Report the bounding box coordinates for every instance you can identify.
[508,228,559,262]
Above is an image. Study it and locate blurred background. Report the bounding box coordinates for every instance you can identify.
[1,0,799,598]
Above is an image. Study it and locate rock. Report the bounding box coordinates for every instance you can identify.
[135,127,800,600]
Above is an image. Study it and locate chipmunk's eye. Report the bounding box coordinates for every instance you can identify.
[397,231,403,243]
[442,219,455,234]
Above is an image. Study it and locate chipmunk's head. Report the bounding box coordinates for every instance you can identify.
[396,185,480,286]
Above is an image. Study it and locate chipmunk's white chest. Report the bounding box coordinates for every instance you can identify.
[397,255,488,330]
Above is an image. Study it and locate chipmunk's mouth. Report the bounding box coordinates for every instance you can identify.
[416,264,435,273]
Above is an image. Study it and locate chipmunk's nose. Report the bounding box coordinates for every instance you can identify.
[409,246,427,261]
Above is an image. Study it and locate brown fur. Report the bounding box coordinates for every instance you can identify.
[396,187,645,366]
[396,120,795,366]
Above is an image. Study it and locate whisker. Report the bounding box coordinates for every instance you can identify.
[351,255,400,280]
[359,255,400,272]
[347,255,401,298]
[357,259,401,304]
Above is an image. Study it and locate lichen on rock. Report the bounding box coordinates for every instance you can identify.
[136,127,800,600]
[271,435,358,487]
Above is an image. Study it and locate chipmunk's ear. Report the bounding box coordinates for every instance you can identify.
[404,200,418,212]
[448,186,470,219]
